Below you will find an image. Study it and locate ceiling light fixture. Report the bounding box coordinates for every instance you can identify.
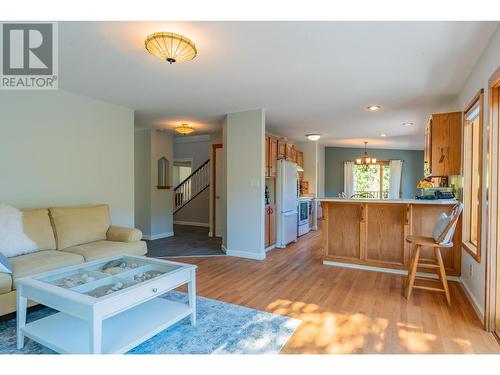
[145,32,197,64]
[175,123,195,135]
[402,122,414,126]
[355,141,377,166]
[380,133,387,137]
[367,105,381,111]
[306,134,321,141]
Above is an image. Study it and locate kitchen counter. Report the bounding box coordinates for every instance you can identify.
[317,197,457,205]
[320,199,461,276]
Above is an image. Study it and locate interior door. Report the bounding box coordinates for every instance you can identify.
[215,147,224,238]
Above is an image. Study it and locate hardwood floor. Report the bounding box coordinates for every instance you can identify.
[170,223,500,354]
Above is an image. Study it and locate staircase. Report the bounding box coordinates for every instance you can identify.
[174,159,210,213]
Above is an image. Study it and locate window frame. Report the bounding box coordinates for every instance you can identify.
[352,161,390,199]
[462,89,484,262]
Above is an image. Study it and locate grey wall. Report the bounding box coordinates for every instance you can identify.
[324,147,424,198]
[0,90,135,226]
[174,188,210,225]
[173,135,210,170]
[134,129,174,239]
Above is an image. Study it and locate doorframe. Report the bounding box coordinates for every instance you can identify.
[211,144,223,238]
[485,66,500,338]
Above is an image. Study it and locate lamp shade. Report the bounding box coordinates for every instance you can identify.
[145,32,197,64]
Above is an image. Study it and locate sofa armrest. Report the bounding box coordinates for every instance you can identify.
[106,226,143,243]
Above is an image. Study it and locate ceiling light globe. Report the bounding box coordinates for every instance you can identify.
[306,134,321,141]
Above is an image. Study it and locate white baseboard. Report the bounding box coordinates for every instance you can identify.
[459,278,485,324]
[173,221,209,227]
[142,231,174,240]
[265,244,276,252]
[322,260,460,281]
[226,249,266,260]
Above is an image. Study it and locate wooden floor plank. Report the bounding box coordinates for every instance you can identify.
[171,223,499,354]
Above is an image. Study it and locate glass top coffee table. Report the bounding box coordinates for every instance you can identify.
[16,255,197,354]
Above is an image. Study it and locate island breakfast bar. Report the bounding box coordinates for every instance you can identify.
[318,198,461,276]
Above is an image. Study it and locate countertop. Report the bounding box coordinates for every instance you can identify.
[316,197,457,205]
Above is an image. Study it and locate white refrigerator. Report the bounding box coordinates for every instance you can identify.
[276,159,298,248]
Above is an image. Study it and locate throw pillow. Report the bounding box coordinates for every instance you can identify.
[0,204,38,257]
[0,252,12,273]
[433,212,452,242]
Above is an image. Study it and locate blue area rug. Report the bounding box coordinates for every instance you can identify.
[0,291,300,354]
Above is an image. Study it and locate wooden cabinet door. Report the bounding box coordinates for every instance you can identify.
[278,139,286,159]
[296,151,303,168]
[286,143,297,162]
[424,119,432,177]
[265,135,270,177]
[269,136,278,177]
[264,205,270,247]
[269,205,276,245]
[431,112,462,176]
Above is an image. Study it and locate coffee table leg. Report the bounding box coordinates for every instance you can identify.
[16,286,27,350]
[188,270,196,326]
[89,315,102,354]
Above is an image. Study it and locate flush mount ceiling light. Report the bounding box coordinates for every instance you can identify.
[145,32,197,64]
[175,123,195,135]
[355,141,377,165]
[306,134,321,141]
[367,105,381,111]
[380,133,387,137]
[402,122,414,126]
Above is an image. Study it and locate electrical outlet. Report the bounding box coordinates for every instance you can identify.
[469,264,473,278]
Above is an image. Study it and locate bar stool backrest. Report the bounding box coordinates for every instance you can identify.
[436,202,464,245]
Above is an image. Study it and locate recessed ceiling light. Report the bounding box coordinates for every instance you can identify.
[367,105,381,111]
[380,133,387,137]
[306,134,321,141]
[402,122,414,126]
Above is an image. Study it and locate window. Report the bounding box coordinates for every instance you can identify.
[353,162,390,199]
[172,160,193,186]
[462,89,483,262]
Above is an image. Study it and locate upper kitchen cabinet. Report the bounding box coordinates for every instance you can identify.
[286,143,297,162]
[278,138,287,160]
[265,134,279,177]
[425,111,462,177]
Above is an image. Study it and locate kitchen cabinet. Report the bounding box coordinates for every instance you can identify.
[265,204,276,247]
[286,143,297,162]
[278,139,287,159]
[269,136,278,177]
[265,134,279,177]
[424,120,432,177]
[427,112,462,177]
[296,150,304,180]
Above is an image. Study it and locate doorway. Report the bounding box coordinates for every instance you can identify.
[172,159,193,187]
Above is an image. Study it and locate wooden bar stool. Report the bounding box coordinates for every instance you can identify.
[405,203,463,305]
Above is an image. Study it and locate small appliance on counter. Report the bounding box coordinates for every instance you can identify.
[415,188,455,200]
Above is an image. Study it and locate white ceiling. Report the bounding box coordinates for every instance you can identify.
[59,21,498,149]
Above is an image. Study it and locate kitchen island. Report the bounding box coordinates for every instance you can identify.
[318,198,461,276]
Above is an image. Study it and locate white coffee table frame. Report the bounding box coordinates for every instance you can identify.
[16,255,197,354]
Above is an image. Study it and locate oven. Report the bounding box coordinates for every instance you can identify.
[297,200,310,236]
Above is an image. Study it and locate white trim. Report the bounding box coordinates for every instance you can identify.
[322,260,460,281]
[142,232,174,241]
[173,134,211,144]
[226,249,266,260]
[459,278,485,324]
[173,221,209,228]
[265,244,276,252]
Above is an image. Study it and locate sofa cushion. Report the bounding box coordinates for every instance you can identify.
[23,208,56,251]
[9,250,84,289]
[49,205,111,249]
[63,240,147,262]
[0,272,12,294]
